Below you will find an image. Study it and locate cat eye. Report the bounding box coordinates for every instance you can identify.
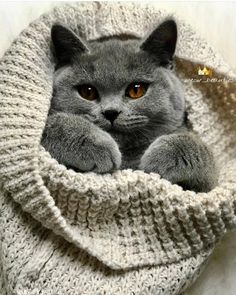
[125,82,149,99]
[76,84,99,101]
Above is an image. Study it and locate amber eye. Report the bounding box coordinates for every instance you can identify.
[76,84,99,101]
[126,82,149,99]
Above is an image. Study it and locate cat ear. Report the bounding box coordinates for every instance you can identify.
[51,24,89,65]
[141,19,177,67]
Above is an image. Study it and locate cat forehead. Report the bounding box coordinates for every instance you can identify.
[72,39,157,76]
[89,38,140,55]
[88,40,142,67]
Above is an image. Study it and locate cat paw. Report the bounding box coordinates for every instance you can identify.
[139,133,217,192]
[70,128,122,174]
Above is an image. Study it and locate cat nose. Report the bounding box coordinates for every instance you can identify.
[102,110,121,123]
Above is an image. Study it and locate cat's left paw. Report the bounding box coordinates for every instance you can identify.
[139,133,217,192]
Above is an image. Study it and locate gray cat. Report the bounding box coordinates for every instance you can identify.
[41,20,217,192]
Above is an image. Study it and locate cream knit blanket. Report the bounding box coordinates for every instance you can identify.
[0,2,236,294]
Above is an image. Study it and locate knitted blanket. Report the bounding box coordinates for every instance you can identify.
[0,2,236,294]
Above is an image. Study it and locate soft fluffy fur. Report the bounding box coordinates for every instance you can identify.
[41,20,217,192]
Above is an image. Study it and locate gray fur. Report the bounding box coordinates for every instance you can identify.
[41,20,217,192]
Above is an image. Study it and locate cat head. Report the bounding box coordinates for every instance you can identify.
[50,20,185,134]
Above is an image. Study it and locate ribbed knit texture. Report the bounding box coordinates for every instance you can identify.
[0,2,236,294]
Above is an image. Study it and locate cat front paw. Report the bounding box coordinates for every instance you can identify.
[70,128,122,174]
[139,133,217,192]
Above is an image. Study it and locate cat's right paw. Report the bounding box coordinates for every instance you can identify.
[69,128,122,174]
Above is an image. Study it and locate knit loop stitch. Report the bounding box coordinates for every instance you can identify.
[0,2,236,294]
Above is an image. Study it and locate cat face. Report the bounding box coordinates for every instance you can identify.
[51,20,185,134]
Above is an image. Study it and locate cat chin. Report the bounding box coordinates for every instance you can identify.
[102,124,146,133]
[93,118,149,133]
